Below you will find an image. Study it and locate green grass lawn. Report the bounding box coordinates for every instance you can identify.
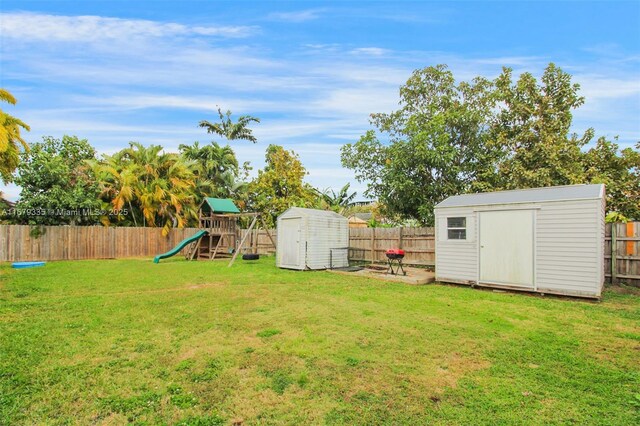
[1,257,639,425]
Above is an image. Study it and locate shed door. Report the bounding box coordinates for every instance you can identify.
[280,217,302,267]
[479,210,534,288]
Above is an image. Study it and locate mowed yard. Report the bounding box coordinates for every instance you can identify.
[1,258,639,425]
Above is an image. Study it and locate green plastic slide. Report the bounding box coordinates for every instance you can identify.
[153,230,208,263]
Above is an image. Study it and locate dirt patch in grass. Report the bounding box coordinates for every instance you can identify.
[606,284,640,296]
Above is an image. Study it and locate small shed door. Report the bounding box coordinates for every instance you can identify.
[479,210,534,288]
[280,217,302,268]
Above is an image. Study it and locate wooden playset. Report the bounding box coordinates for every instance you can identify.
[185,198,275,266]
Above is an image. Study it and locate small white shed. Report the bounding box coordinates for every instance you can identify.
[434,184,605,299]
[277,207,349,270]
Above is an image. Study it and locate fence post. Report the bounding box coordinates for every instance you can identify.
[370,228,375,263]
[611,224,617,285]
[398,227,403,249]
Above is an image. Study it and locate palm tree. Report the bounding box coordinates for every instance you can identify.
[198,107,260,143]
[0,89,30,183]
[180,141,239,180]
[321,183,358,213]
[92,142,199,234]
[89,156,142,227]
[179,141,241,208]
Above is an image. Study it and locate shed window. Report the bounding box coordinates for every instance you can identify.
[447,217,466,240]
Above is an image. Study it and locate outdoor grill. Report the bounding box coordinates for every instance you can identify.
[385,248,406,275]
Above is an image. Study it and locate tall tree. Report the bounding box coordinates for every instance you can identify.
[13,136,100,226]
[342,63,636,224]
[0,89,30,183]
[178,140,241,204]
[341,65,499,225]
[93,142,199,234]
[248,145,318,226]
[583,138,640,220]
[491,63,590,188]
[199,107,260,143]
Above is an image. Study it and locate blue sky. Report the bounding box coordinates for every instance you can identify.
[1,1,639,201]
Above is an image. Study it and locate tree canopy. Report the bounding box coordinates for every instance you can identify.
[91,142,199,235]
[583,138,640,220]
[14,135,100,226]
[248,145,318,226]
[491,64,592,189]
[342,63,640,224]
[0,89,30,183]
[341,64,499,225]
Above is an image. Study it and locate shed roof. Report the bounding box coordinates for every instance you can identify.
[201,197,240,214]
[279,207,347,220]
[435,184,604,208]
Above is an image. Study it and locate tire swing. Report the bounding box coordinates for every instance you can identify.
[228,214,274,267]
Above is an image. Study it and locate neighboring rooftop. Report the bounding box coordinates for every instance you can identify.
[353,212,373,221]
[435,184,604,208]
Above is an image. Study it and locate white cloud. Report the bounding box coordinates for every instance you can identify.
[310,87,399,119]
[574,74,640,100]
[472,56,544,67]
[267,9,323,23]
[0,12,257,43]
[350,47,389,56]
[72,94,289,114]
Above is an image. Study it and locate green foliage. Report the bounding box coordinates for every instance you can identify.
[168,386,199,408]
[248,145,318,226]
[629,393,640,409]
[178,141,248,209]
[318,183,357,213]
[268,369,293,395]
[606,212,630,223]
[0,89,30,183]
[91,142,199,234]
[492,63,591,188]
[256,328,281,338]
[341,65,499,225]
[190,358,223,383]
[198,107,260,144]
[99,391,162,421]
[343,63,639,224]
[584,138,640,220]
[13,135,101,225]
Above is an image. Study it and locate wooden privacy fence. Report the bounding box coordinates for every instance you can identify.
[238,228,278,256]
[606,222,640,286]
[348,227,435,266]
[0,225,200,261]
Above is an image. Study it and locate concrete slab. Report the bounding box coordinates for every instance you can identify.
[327,265,435,285]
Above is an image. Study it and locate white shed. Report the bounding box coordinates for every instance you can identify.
[434,184,605,299]
[276,207,349,270]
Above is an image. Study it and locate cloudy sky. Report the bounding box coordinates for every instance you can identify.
[1,0,639,201]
